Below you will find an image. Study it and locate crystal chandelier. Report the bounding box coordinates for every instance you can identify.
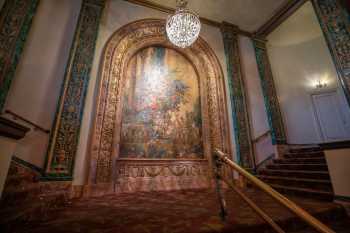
[166,0,201,48]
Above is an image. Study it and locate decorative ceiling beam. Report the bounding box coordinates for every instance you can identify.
[255,0,308,37]
[123,0,253,37]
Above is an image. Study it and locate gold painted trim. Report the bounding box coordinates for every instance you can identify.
[88,19,231,184]
[255,0,309,37]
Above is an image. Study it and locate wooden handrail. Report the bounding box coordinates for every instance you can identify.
[4,110,50,134]
[214,149,335,233]
[221,177,285,233]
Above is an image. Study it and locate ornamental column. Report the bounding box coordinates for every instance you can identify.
[221,22,254,169]
[253,38,287,147]
[0,0,40,110]
[44,0,105,180]
[312,0,350,104]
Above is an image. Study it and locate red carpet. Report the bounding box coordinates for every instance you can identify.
[3,188,350,233]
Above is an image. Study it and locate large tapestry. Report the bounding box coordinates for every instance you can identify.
[88,19,229,190]
[120,46,203,159]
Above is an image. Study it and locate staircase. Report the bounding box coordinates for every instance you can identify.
[0,159,71,231]
[257,146,334,201]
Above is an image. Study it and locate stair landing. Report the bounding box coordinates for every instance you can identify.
[2,188,348,233]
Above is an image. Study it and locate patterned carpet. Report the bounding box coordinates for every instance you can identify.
[3,188,350,233]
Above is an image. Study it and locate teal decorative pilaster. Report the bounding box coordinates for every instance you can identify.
[312,0,350,104]
[253,39,286,145]
[44,0,105,179]
[221,22,254,169]
[0,0,40,111]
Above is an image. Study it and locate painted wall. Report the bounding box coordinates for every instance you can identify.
[325,149,350,198]
[239,36,270,139]
[267,1,350,144]
[2,0,81,167]
[73,0,237,185]
[0,137,17,197]
[239,36,275,164]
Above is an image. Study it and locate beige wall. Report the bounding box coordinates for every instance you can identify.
[3,0,81,167]
[1,0,270,184]
[239,36,274,164]
[239,36,270,139]
[267,1,350,144]
[325,149,350,198]
[0,137,17,198]
[73,0,237,185]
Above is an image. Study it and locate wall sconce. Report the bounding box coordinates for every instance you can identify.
[315,80,327,89]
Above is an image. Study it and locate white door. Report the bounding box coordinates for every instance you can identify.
[311,91,350,142]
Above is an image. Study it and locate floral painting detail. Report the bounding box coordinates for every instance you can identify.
[0,0,39,110]
[221,23,254,168]
[253,40,286,145]
[44,0,105,178]
[120,46,203,159]
[312,0,350,102]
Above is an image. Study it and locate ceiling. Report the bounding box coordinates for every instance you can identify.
[149,0,290,32]
[267,1,322,47]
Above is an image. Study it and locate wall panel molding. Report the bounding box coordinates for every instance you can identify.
[312,0,350,104]
[44,0,105,180]
[255,0,308,37]
[253,38,286,145]
[221,22,254,169]
[0,0,40,110]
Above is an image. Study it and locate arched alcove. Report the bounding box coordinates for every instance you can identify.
[87,19,231,196]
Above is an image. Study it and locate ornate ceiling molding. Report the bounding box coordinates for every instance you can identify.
[255,0,308,38]
[123,0,253,37]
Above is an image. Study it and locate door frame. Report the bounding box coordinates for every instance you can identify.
[310,88,346,142]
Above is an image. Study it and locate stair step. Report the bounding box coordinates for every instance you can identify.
[289,147,322,153]
[4,174,38,188]
[273,157,326,164]
[0,191,68,226]
[0,185,44,207]
[284,151,324,159]
[257,175,333,192]
[270,184,333,201]
[266,163,328,171]
[259,169,330,180]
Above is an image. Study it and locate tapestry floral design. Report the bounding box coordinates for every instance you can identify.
[120,46,203,159]
[45,0,105,178]
[253,40,286,145]
[0,0,39,110]
[221,23,254,168]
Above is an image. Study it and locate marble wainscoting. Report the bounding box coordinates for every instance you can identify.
[84,159,211,197]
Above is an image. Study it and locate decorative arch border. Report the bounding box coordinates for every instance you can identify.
[87,19,231,194]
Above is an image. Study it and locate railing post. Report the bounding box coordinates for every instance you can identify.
[213,153,228,221]
[238,174,247,189]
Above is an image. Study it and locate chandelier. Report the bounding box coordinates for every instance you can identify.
[166,0,201,48]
